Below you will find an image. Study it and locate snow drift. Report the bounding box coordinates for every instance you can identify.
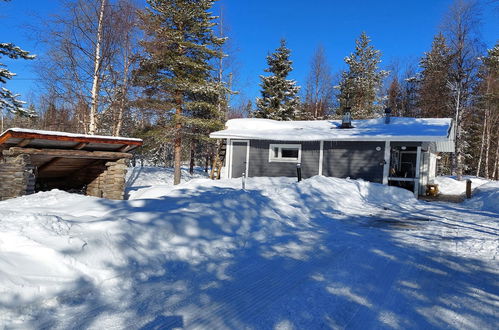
[464,181,499,214]
[0,174,498,329]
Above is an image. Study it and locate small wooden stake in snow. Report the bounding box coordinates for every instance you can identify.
[466,179,472,199]
[296,163,302,182]
[242,172,246,190]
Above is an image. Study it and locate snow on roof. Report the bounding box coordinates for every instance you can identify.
[210,117,454,142]
[2,128,143,142]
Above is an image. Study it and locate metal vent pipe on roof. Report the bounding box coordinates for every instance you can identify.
[340,107,353,129]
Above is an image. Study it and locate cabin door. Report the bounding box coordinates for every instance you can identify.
[230,140,249,178]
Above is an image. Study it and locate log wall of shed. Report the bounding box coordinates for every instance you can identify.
[85,159,127,199]
[0,154,128,201]
[0,155,36,201]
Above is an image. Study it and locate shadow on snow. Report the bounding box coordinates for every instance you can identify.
[7,182,498,329]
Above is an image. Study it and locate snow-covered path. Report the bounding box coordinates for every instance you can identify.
[0,176,498,329]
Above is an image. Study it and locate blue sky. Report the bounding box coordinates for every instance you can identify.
[1,0,498,107]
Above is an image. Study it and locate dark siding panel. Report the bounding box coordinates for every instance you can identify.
[248,140,320,178]
[323,141,385,183]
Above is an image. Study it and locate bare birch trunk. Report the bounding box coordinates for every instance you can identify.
[314,75,320,119]
[89,0,106,135]
[483,77,493,179]
[452,86,463,180]
[114,50,130,136]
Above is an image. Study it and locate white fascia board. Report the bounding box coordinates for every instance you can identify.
[210,133,452,143]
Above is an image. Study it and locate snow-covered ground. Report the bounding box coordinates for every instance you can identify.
[125,166,209,199]
[0,170,498,329]
[434,176,490,195]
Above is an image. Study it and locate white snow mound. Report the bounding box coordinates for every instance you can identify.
[464,181,499,214]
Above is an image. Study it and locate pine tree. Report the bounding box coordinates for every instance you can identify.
[134,0,226,185]
[254,39,300,121]
[337,32,388,118]
[418,33,453,118]
[0,42,36,125]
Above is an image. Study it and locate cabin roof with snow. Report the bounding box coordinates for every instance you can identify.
[210,117,454,142]
[210,117,455,153]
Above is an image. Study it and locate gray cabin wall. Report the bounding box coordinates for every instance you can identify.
[248,140,320,178]
[322,141,385,183]
[230,139,426,185]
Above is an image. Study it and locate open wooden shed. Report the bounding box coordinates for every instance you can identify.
[0,128,142,201]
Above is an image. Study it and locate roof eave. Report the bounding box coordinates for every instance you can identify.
[210,132,453,142]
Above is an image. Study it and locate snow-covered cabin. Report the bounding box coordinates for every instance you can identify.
[210,117,455,196]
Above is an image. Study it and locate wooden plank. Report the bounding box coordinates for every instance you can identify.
[0,132,12,145]
[118,144,133,152]
[5,130,142,146]
[74,142,88,150]
[17,138,33,147]
[4,147,133,159]
[38,157,63,172]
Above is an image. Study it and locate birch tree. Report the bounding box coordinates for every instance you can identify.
[37,0,116,134]
[302,45,334,119]
[442,0,482,180]
[475,44,499,178]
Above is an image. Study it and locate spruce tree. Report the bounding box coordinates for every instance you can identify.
[1,0,35,121]
[254,39,300,121]
[134,0,226,185]
[337,32,388,118]
[0,42,36,122]
[418,33,452,118]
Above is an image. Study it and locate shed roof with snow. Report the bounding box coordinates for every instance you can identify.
[0,128,143,201]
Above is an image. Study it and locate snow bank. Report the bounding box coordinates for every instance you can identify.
[464,181,499,214]
[434,176,490,195]
[0,177,414,309]
[125,166,208,199]
[0,174,497,328]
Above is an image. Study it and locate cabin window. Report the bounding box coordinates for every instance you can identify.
[269,144,301,163]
